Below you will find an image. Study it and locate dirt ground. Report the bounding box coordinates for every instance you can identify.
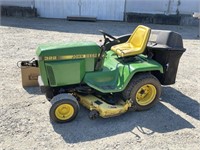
[0,17,200,150]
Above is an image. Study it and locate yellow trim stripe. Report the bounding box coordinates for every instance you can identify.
[40,54,99,61]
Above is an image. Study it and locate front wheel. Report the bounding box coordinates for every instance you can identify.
[49,94,79,123]
[122,73,161,111]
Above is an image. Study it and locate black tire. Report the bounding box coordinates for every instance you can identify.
[49,94,79,123]
[122,73,161,111]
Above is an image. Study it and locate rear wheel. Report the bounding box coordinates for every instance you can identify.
[122,73,161,111]
[50,94,79,123]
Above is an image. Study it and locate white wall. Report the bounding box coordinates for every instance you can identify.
[0,0,34,7]
[178,0,200,14]
[80,0,125,20]
[125,0,200,15]
[35,0,125,21]
[1,0,199,20]
[35,0,79,18]
[125,0,168,14]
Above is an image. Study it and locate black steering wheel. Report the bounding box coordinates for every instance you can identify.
[95,30,120,70]
[99,30,120,45]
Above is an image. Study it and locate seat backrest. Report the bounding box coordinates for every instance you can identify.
[128,25,151,52]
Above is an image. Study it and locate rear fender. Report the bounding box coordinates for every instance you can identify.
[118,62,163,92]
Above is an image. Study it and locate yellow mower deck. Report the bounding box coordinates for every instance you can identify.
[77,94,132,118]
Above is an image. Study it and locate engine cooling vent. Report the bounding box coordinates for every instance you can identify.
[46,66,56,85]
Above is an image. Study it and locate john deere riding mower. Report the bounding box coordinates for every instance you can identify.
[20,25,185,123]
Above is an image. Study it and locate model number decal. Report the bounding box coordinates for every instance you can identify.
[41,54,98,61]
[44,56,57,61]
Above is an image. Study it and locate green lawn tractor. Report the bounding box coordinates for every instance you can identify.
[21,25,185,123]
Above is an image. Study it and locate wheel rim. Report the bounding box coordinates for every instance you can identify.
[55,104,74,120]
[136,84,157,106]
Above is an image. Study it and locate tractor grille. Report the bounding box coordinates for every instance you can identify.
[46,66,56,85]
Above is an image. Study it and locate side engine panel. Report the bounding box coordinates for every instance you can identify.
[45,59,85,86]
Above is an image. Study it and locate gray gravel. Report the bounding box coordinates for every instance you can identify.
[0,17,200,150]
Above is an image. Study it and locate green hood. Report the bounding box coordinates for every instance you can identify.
[36,42,101,57]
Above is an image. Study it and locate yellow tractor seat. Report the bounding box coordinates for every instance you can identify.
[111,25,151,57]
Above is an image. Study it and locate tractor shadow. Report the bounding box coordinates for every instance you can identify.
[51,86,198,143]
[161,86,200,120]
[23,87,43,95]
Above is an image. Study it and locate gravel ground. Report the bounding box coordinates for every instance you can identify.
[0,17,200,150]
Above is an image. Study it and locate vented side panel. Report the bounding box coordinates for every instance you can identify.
[46,66,56,85]
[45,60,85,87]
